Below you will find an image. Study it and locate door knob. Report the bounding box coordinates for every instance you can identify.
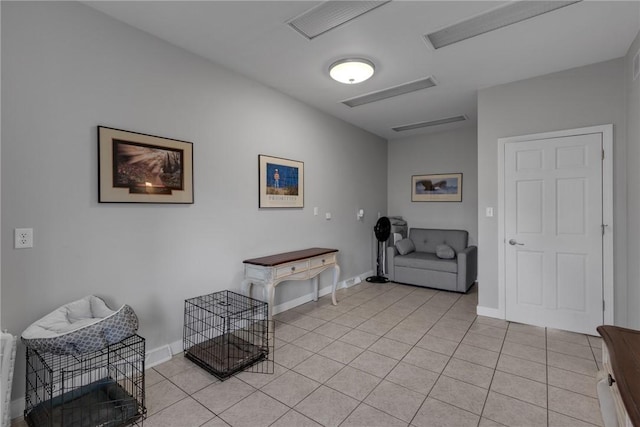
[509,239,524,246]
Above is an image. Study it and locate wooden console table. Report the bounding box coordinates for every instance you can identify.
[597,325,640,427]
[242,248,340,318]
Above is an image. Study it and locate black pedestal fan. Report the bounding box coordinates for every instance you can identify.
[366,216,391,283]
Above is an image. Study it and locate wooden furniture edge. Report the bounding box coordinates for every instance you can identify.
[243,247,338,266]
[597,325,640,427]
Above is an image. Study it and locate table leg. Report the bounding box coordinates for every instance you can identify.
[241,278,253,297]
[264,282,275,319]
[331,264,341,306]
[312,276,319,302]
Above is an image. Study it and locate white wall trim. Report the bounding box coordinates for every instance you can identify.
[476,305,502,319]
[497,124,614,326]
[148,272,372,370]
[146,344,173,368]
[10,398,24,421]
[272,272,369,315]
[602,125,614,325]
[149,272,373,370]
[9,271,372,421]
[497,138,507,320]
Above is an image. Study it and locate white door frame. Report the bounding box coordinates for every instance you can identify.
[497,124,614,326]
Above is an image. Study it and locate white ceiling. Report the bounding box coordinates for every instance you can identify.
[85,1,640,140]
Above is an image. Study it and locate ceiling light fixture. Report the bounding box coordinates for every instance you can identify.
[329,58,375,84]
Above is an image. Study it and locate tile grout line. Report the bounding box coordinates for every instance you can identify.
[405,291,479,426]
[270,282,432,426]
[470,314,508,426]
[229,287,378,426]
[144,282,602,427]
[333,284,447,426]
[340,284,471,425]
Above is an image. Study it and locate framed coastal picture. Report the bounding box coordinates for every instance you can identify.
[412,173,462,202]
[258,155,304,208]
[98,126,194,203]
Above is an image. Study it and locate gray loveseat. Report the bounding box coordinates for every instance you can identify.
[386,228,477,293]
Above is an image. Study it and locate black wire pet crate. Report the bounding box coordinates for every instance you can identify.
[183,290,274,380]
[24,334,146,427]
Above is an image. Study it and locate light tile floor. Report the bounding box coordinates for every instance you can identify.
[13,282,605,427]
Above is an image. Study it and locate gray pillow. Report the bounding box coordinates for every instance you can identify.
[436,244,455,259]
[396,238,415,255]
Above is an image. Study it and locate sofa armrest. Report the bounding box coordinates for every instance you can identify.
[456,246,478,292]
[386,246,397,281]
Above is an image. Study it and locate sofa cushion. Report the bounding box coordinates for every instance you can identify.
[436,244,455,259]
[394,252,457,273]
[396,238,415,255]
[409,228,468,253]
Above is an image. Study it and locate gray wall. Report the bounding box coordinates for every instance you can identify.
[625,30,640,328]
[387,127,478,244]
[477,58,628,325]
[1,1,387,399]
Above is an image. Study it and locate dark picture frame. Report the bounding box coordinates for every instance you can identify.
[98,126,194,203]
[412,173,462,202]
[258,154,304,208]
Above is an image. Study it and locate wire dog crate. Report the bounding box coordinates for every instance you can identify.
[183,290,274,380]
[24,334,146,427]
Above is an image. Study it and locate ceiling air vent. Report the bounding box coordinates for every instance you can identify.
[392,115,468,132]
[288,1,390,40]
[425,1,581,49]
[341,76,437,108]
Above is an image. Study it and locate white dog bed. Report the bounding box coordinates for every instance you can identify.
[22,296,138,355]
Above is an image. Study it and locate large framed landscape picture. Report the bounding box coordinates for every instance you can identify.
[259,155,304,208]
[98,126,194,203]
[412,173,462,202]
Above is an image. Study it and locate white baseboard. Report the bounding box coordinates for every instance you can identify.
[11,272,370,421]
[272,293,320,316]
[145,344,172,368]
[272,272,366,315]
[169,340,183,356]
[10,397,24,421]
[476,306,503,319]
[151,272,370,366]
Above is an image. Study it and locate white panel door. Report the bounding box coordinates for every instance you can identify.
[504,133,603,334]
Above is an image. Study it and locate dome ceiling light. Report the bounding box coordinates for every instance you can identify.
[329,58,375,84]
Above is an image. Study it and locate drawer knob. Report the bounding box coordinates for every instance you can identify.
[291,266,296,272]
[608,374,616,386]
[322,259,326,264]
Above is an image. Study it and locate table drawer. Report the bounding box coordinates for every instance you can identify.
[310,254,335,269]
[244,265,269,281]
[276,261,309,279]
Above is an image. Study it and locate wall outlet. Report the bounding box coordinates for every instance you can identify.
[15,228,33,249]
